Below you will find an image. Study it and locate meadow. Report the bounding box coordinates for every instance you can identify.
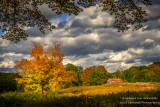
[0,82,160,107]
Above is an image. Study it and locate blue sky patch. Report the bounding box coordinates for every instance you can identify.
[0,29,4,36]
[59,14,68,22]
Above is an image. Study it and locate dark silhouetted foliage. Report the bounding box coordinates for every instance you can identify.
[0,73,21,93]
[0,90,159,107]
[0,0,152,42]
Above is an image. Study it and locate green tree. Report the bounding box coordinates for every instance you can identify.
[81,65,108,86]
[64,63,83,87]
[121,63,160,82]
[90,66,108,85]
[113,69,124,79]
[108,73,114,78]
[148,62,160,82]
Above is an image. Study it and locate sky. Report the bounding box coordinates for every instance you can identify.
[0,1,160,73]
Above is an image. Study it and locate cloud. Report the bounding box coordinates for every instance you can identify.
[0,68,15,73]
[0,2,160,72]
[0,59,15,68]
[143,39,154,43]
[70,5,114,29]
[38,3,61,21]
[0,52,23,68]
[142,1,160,31]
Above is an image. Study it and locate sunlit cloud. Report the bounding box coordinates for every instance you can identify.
[0,3,160,72]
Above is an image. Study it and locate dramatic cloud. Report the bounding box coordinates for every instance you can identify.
[0,1,160,72]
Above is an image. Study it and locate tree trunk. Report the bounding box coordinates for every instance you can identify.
[42,84,44,94]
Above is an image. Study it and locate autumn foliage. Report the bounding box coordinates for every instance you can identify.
[64,63,83,87]
[15,41,76,94]
[109,62,160,82]
[81,65,108,86]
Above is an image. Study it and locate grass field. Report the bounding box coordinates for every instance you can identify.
[0,82,160,107]
[58,82,160,96]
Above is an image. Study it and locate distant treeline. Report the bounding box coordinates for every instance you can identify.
[108,62,160,82]
[0,61,160,93]
[0,73,22,93]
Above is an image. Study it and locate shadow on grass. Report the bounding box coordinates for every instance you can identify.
[0,90,160,107]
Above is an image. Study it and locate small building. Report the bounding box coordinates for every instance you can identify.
[107,78,123,84]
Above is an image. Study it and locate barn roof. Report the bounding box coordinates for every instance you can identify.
[107,78,123,83]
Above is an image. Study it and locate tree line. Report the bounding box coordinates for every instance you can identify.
[13,41,108,94]
[0,41,160,94]
[0,41,109,93]
[108,62,160,82]
[1,61,160,93]
[0,72,21,93]
[0,64,108,93]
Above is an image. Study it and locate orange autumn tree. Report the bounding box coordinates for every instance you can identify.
[81,65,108,86]
[15,41,75,94]
[81,67,93,86]
[63,70,78,88]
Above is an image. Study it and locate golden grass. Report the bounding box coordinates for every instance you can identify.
[57,82,160,97]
